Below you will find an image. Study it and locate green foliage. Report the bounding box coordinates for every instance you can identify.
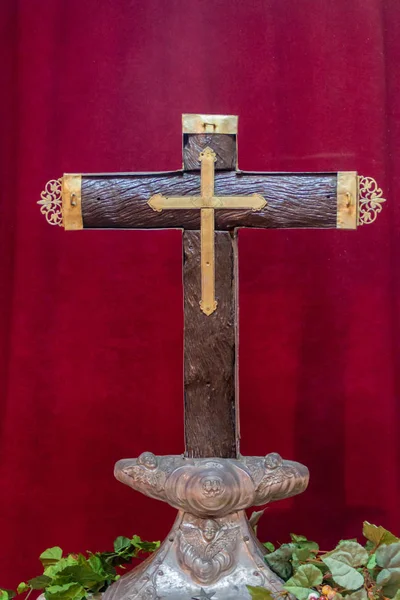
[321,553,364,590]
[284,564,323,599]
[376,542,400,597]
[321,541,368,590]
[16,585,29,596]
[249,510,266,536]
[248,521,400,600]
[113,537,131,553]
[264,533,319,580]
[263,542,275,554]
[2,522,400,600]
[28,577,52,590]
[344,589,367,600]
[0,591,15,600]
[246,586,275,599]
[363,523,399,548]
[265,543,296,579]
[45,584,86,600]
[39,548,63,568]
[0,534,159,600]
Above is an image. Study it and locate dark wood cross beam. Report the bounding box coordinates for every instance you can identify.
[39,114,383,460]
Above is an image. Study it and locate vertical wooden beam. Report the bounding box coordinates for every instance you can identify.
[183,134,237,170]
[183,230,238,458]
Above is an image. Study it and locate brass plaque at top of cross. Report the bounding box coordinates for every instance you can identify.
[147,147,266,316]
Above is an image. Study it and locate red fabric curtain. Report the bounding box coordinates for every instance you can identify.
[1,0,399,588]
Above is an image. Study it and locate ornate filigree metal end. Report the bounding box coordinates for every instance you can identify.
[37,179,63,227]
[358,176,386,225]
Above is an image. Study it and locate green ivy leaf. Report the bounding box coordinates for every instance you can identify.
[0,533,160,600]
[338,539,358,544]
[263,542,275,554]
[113,537,131,553]
[130,536,160,554]
[322,552,364,590]
[39,548,63,568]
[249,510,265,534]
[376,546,400,598]
[246,586,275,600]
[284,564,323,600]
[376,542,400,598]
[44,555,80,579]
[377,569,400,598]
[376,542,400,569]
[94,554,117,577]
[344,590,367,600]
[45,583,86,600]
[0,591,15,600]
[27,576,52,590]
[265,543,295,580]
[17,583,30,595]
[367,553,376,570]
[98,551,123,567]
[87,555,105,577]
[291,534,319,553]
[54,555,107,589]
[363,522,399,548]
[334,541,368,566]
[294,547,314,562]
[290,534,308,543]
[289,536,319,570]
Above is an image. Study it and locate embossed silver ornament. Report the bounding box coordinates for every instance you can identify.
[103,451,309,600]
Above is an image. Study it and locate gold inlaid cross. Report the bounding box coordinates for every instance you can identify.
[148,147,266,316]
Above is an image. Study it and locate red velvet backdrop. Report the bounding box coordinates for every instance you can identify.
[1,0,399,587]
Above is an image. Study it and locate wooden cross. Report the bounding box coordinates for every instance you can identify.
[39,113,384,460]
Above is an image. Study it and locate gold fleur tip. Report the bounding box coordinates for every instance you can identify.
[199,147,217,162]
[148,193,165,212]
[38,178,63,227]
[200,300,218,316]
[251,193,267,211]
[358,176,386,225]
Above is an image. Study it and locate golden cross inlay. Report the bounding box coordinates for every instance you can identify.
[148,148,267,316]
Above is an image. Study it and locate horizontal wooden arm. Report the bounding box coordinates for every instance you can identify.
[61,170,357,231]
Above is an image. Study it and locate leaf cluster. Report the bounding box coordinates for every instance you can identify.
[248,521,400,600]
[0,535,159,600]
[1,522,398,600]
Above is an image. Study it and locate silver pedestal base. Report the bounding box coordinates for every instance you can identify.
[104,511,284,600]
[104,451,309,600]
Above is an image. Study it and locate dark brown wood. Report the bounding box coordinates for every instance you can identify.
[183,230,237,458]
[82,171,338,230]
[183,134,237,170]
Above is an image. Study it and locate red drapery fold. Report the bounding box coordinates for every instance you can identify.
[1,0,399,587]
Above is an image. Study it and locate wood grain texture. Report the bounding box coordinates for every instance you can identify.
[184,231,238,458]
[183,133,237,170]
[82,171,338,230]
